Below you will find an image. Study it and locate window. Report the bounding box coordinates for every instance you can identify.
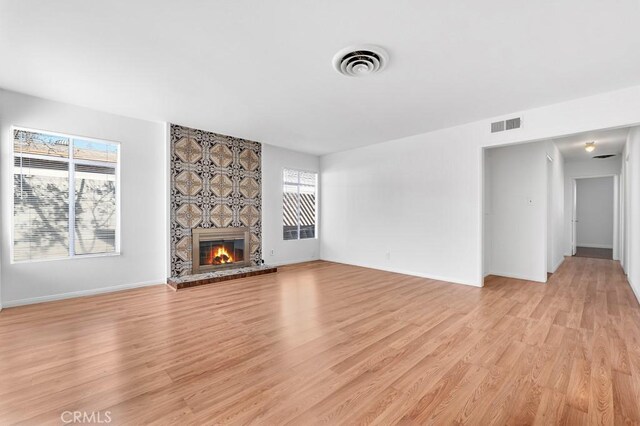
[13,128,119,262]
[283,169,317,240]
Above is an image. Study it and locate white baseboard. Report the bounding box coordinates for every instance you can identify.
[2,280,162,308]
[320,257,481,287]
[629,276,640,305]
[488,270,547,283]
[549,257,565,274]
[268,257,320,267]
[576,243,613,249]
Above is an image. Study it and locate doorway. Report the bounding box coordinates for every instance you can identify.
[571,176,616,260]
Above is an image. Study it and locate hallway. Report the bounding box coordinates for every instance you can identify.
[485,256,640,424]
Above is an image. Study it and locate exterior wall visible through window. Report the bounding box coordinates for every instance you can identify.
[283,169,317,240]
[12,127,120,262]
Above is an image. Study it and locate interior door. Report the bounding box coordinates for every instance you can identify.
[571,179,577,255]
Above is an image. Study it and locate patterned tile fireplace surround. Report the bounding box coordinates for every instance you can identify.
[169,124,274,286]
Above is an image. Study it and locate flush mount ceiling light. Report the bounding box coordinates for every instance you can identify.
[585,142,596,153]
[332,45,389,77]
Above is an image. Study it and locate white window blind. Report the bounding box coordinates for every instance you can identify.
[13,128,119,262]
[283,169,317,240]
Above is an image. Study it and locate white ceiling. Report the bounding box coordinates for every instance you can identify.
[554,127,629,161]
[1,1,640,155]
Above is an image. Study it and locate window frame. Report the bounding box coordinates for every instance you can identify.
[282,167,318,241]
[11,126,122,264]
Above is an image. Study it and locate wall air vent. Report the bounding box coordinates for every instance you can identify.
[491,121,505,133]
[505,117,521,130]
[332,45,389,77]
[593,154,616,159]
[491,117,522,133]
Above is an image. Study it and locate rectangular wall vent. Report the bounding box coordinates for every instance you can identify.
[505,117,521,130]
[491,121,505,133]
[491,117,522,133]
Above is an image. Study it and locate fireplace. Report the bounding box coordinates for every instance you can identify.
[191,227,251,274]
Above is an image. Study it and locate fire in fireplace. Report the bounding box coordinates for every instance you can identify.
[192,227,251,274]
[200,239,243,266]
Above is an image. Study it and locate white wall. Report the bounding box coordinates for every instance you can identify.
[483,149,492,276]
[262,144,320,266]
[547,142,565,273]
[576,177,614,248]
[321,85,640,287]
[485,142,547,282]
[321,130,481,285]
[623,127,640,302]
[562,157,621,256]
[0,90,167,306]
[622,139,630,271]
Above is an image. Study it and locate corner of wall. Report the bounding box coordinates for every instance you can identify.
[164,122,171,279]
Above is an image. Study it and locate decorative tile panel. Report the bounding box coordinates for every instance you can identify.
[210,143,233,167]
[239,205,260,227]
[174,136,203,163]
[175,203,203,229]
[239,149,260,171]
[210,204,234,227]
[175,171,203,196]
[210,174,233,197]
[239,177,260,199]
[170,124,262,276]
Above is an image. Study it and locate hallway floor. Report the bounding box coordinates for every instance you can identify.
[575,246,614,260]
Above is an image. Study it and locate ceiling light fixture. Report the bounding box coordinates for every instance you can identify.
[585,142,596,153]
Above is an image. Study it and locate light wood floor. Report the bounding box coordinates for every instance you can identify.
[1,258,639,425]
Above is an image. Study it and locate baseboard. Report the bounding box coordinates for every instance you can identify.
[321,258,481,287]
[629,276,640,305]
[550,257,565,274]
[2,280,162,308]
[268,257,320,267]
[488,270,547,283]
[576,243,613,249]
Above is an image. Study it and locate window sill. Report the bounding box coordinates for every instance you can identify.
[11,252,122,265]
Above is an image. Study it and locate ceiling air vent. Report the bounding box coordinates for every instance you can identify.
[593,154,616,159]
[333,45,389,77]
[491,117,522,133]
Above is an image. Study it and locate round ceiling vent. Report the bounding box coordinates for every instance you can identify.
[332,45,389,77]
